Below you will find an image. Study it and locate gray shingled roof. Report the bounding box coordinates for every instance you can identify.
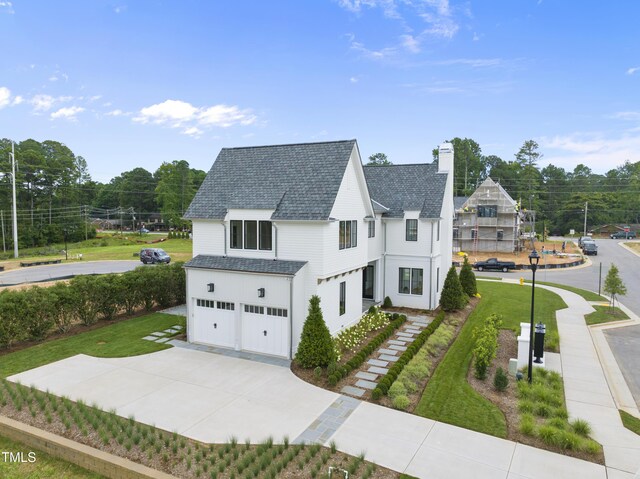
[184,255,307,275]
[363,164,447,219]
[454,196,469,210]
[185,140,357,221]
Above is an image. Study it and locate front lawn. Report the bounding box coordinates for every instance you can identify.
[414,281,567,438]
[533,281,606,302]
[620,410,640,436]
[0,435,105,478]
[585,305,629,325]
[0,313,185,379]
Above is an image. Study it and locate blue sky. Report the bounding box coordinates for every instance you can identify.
[1,0,638,181]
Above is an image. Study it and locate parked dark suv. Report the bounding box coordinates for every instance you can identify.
[140,248,171,264]
[610,231,636,239]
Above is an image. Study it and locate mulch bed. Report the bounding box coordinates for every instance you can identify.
[467,331,605,464]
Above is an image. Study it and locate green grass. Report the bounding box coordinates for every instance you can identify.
[0,434,105,478]
[0,313,185,379]
[585,305,629,325]
[620,410,640,436]
[531,281,606,302]
[0,235,193,266]
[415,281,567,438]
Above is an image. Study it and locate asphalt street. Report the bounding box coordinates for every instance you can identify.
[0,260,142,286]
[604,325,640,409]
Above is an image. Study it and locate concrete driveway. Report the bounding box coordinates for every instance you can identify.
[8,347,339,443]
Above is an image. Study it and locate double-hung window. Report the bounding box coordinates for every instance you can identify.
[368,220,375,238]
[259,221,272,250]
[339,281,346,315]
[230,220,243,249]
[406,219,418,241]
[398,268,423,295]
[339,220,358,249]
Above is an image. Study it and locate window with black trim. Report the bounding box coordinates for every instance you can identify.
[230,220,242,249]
[478,205,497,218]
[453,227,459,240]
[406,219,418,241]
[339,281,346,315]
[437,220,440,241]
[259,221,272,250]
[399,268,423,295]
[339,220,358,249]
[497,230,504,241]
[216,301,235,310]
[244,221,257,249]
[471,229,477,239]
[368,220,375,238]
[244,304,264,314]
[267,307,288,317]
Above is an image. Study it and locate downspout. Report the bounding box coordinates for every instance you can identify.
[273,223,278,259]
[382,220,387,301]
[289,276,294,359]
[429,219,434,309]
[222,222,228,256]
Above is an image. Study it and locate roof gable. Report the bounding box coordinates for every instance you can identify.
[185,140,357,221]
[363,163,447,219]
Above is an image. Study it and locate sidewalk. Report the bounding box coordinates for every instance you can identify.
[500,279,640,477]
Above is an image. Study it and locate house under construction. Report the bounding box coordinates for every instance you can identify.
[453,177,522,254]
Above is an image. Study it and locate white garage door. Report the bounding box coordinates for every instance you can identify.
[192,299,236,349]
[241,305,289,358]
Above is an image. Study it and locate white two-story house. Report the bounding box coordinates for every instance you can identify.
[183,140,454,359]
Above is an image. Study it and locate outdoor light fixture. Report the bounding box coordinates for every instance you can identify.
[258,288,265,298]
[207,283,215,293]
[527,249,540,383]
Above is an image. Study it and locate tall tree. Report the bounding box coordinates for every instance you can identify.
[119,168,157,214]
[154,160,205,227]
[367,152,392,166]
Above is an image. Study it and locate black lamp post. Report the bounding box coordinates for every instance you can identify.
[528,249,540,383]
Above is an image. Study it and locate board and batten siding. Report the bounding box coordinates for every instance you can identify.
[316,270,363,334]
[225,209,277,260]
[192,220,225,257]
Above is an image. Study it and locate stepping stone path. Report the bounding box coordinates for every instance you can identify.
[142,324,184,344]
[339,313,432,398]
[294,395,361,444]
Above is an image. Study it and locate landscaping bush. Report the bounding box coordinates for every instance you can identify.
[334,307,390,354]
[440,266,466,311]
[49,282,80,333]
[295,296,336,368]
[383,296,392,308]
[24,287,57,340]
[0,290,27,348]
[392,395,410,410]
[70,275,102,326]
[472,313,502,380]
[493,367,509,392]
[459,256,477,297]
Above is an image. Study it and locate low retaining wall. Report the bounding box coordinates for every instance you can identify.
[454,257,585,270]
[0,415,176,479]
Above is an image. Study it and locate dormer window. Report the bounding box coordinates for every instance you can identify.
[230,220,272,250]
[406,219,418,241]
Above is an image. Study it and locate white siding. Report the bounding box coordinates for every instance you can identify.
[192,220,225,257]
[367,214,384,262]
[316,270,362,334]
[384,213,435,257]
[384,255,434,310]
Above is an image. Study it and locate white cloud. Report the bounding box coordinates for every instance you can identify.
[106,109,127,117]
[30,94,56,111]
[610,111,640,121]
[49,75,58,82]
[627,67,639,75]
[350,76,359,83]
[401,34,421,53]
[12,95,23,105]
[0,87,11,108]
[133,99,257,133]
[436,58,502,67]
[540,131,640,172]
[0,1,14,13]
[88,95,102,102]
[50,106,85,120]
[114,5,127,14]
[473,32,480,41]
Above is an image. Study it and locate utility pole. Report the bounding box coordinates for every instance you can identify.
[84,205,88,241]
[10,142,18,258]
[583,201,588,237]
[1,210,5,253]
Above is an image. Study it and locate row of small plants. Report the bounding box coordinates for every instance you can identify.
[472,313,502,380]
[372,311,446,400]
[387,320,457,410]
[0,263,186,349]
[517,368,599,453]
[334,306,391,355]
[328,313,406,386]
[0,379,386,478]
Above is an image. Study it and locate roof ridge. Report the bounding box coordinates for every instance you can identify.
[363,162,435,167]
[221,139,356,151]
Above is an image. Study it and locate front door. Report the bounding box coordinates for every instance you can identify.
[363,264,374,299]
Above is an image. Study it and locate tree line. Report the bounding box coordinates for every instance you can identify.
[0,138,206,249]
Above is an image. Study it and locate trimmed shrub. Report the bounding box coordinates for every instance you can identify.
[472,313,502,380]
[371,388,382,400]
[392,395,410,410]
[24,287,57,341]
[493,367,509,392]
[70,275,101,326]
[0,290,28,348]
[295,296,336,368]
[439,266,466,311]
[459,256,477,296]
[382,296,392,308]
[49,282,79,333]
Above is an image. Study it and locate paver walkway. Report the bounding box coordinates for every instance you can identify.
[340,316,431,398]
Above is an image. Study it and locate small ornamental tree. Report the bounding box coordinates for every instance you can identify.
[440,265,466,311]
[459,256,477,296]
[603,264,627,311]
[295,295,336,368]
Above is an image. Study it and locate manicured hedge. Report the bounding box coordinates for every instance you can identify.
[373,310,446,398]
[328,314,406,386]
[0,262,185,349]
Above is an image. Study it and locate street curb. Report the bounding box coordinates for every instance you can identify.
[618,240,640,259]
